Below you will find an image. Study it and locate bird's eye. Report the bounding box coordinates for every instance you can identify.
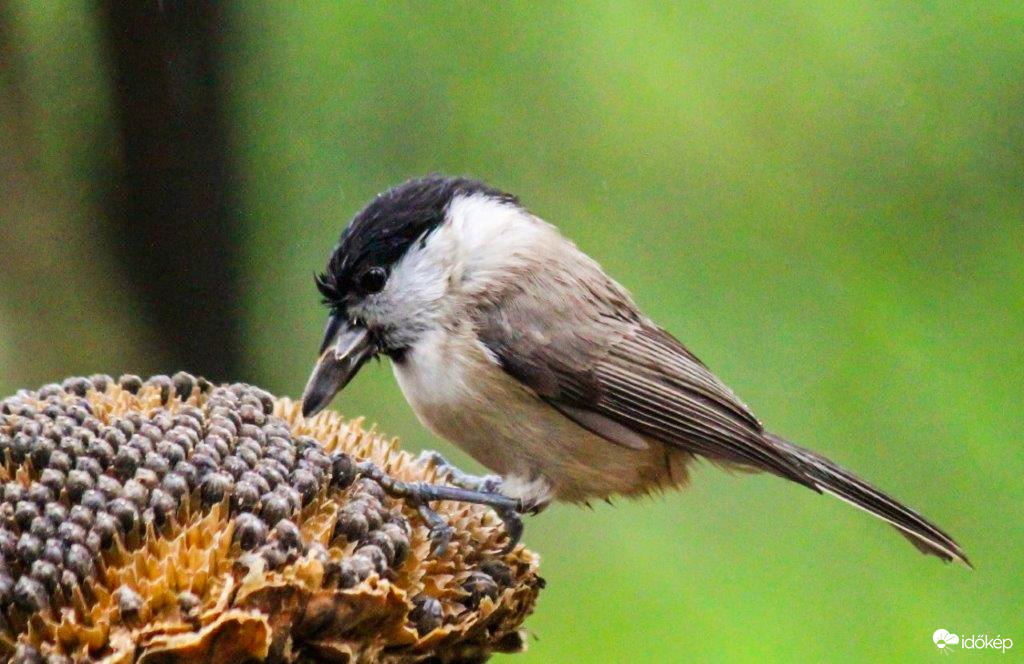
[359,267,388,294]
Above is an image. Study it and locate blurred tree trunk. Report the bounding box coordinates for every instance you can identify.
[0,5,155,390]
[98,0,241,382]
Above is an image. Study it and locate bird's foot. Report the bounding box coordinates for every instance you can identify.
[417,450,504,492]
[357,459,526,555]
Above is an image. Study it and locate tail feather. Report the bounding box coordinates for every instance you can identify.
[765,433,970,567]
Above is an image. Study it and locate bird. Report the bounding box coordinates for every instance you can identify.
[301,174,969,565]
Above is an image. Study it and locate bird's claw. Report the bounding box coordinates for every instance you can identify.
[496,506,524,553]
[364,455,529,556]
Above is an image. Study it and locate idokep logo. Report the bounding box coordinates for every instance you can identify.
[934,629,959,651]
[933,629,1014,654]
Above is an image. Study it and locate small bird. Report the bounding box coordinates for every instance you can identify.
[302,174,968,565]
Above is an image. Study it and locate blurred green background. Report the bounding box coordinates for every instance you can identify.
[1,2,1021,662]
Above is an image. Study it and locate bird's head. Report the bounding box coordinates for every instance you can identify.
[301,174,521,417]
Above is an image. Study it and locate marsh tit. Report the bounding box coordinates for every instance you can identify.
[302,175,968,564]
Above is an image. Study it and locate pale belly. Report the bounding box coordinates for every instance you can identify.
[391,330,691,504]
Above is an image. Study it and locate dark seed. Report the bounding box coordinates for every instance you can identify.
[29,516,56,540]
[138,424,163,444]
[123,479,149,509]
[354,498,384,531]
[380,522,410,567]
[47,449,72,473]
[17,533,43,565]
[148,375,172,405]
[334,505,369,542]
[76,456,103,479]
[108,498,139,533]
[231,480,260,512]
[13,575,48,611]
[291,468,319,505]
[258,542,288,570]
[115,585,144,617]
[156,439,187,466]
[222,455,248,479]
[96,474,123,500]
[178,590,201,618]
[461,571,499,608]
[239,403,264,426]
[0,572,12,605]
[44,501,68,525]
[58,521,87,546]
[81,489,107,513]
[348,554,376,583]
[256,463,285,488]
[42,538,65,565]
[354,544,388,575]
[59,436,85,459]
[62,376,89,397]
[30,559,59,592]
[200,472,232,505]
[133,467,159,489]
[39,468,65,496]
[149,488,178,525]
[114,418,136,438]
[92,512,119,547]
[160,472,189,502]
[60,569,79,595]
[29,437,54,468]
[260,492,291,526]
[0,530,18,560]
[353,477,386,503]
[65,542,95,579]
[410,594,444,634]
[69,505,94,529]
[272,519,302,551]
[239,471,270,496]
[191,453,218,477]
[362,531,396,567]
[4,482,26,504]
[66,469,94,503]
[113,446,141,480]
[118,374,143,393]
[88,437,116,465]
[173,461,198,488]
[144,451,171,476]
[89,374,112,392]
[172,372,196,399]
[27,482,54,506]
[233,513,269,551]
[15,500,40,530]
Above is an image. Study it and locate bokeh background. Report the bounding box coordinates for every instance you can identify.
[1,2,1021,662]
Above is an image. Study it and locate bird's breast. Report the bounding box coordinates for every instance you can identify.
[391,328,691,503]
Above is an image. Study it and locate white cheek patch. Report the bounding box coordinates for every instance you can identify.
[358,192,546,349]
[445,194,547,278]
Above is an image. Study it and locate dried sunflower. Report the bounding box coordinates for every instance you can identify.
[0,374,542,663]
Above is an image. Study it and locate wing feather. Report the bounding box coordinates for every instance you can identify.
[472,268,814,486]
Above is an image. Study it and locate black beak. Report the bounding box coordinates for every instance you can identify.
[301,315,377,417]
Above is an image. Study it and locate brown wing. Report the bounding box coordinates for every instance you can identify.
[472,272,814,487]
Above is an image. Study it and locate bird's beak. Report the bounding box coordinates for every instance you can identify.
[301,315,377,417]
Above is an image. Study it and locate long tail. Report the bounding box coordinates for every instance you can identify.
[765,433,970,567]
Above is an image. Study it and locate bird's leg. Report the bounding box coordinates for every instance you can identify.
[356,460,525,554]
[416,450,503,493]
